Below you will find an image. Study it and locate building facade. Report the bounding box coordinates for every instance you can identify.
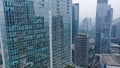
[111,18,120,45]
[0,0,72,68]
[51,0,72,68]
[72,3,79,43]
[0,0,50,68]
[82,17,92,33]
[95,0,113,54]
[74,33,88,68]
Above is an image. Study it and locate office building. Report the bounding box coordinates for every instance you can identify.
[0,0,50,68]
[74,33,88,68]
[95,0,113,54]
[72,3,79,43]
[111,18,120,45]
[82,17,92,33]
[111,18,120,38]
[50,0,72,68]
[0,0,72,68]
[111,24,117,38]
[115,20,120,39]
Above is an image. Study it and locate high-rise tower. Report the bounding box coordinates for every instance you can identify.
[50,0,72,68]
[0,0,72,68]
[0,0,50,68]
[72,3,79,43]
[95,0,113,54]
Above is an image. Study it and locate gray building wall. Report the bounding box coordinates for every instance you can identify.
[74,33,88,68]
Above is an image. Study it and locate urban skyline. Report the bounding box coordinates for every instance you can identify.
[0,0,120,68]
[73,0,120,21]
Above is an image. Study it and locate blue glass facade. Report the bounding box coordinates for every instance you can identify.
[95,0,113,54]
[0,0,50,68]
[0,0,72,68]
[72,4,79,43]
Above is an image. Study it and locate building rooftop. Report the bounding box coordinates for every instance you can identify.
[101,54,120,66]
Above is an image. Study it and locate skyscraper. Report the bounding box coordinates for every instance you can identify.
[0,0,72,68]
[74,33,88,68]
[72,3,79,43]
[82,17,92,33]
[111,18,120,45]
[0,0,50,68]
[95,0,113,54]
[50,0,72,68]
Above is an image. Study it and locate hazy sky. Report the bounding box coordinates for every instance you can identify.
[73,0,120,22]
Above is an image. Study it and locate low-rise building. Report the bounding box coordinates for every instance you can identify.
[99,54,120,68]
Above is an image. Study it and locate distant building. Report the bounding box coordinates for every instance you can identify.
[110,43,120,54]
[82,17,92,33]
[99,54,120,68]
[0,0,50,68]
[111,38,120,45]
[72,3,79,43]
[95,0,113,54]
[111,24,117,38]
[115,20,120,39]
[74,33,88,68]
[111,18,120,45]
[51,0,72,68]
[111,18,120,38]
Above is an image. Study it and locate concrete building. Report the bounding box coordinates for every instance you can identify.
[0,0,72,68]
[95,0,113,54]
[72,3,79,43]
[99,54,120,68]
[74,33,88,68]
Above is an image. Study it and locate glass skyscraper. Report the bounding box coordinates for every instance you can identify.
[0,0,72,68]
[95,0,113,54]
[50,0,72,68]
[0,0,50,68]
[72,3,79,43]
